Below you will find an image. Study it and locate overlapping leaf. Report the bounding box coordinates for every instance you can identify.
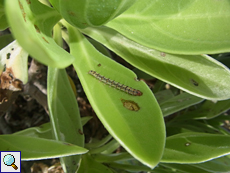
[106,0,230,54]
[5,0,74,67]
[0,135,87,160]
[162,133,230,163]
[49,0,137,28]
[47,68,85,172]
[82,26,230,100]
[62,22,165,168]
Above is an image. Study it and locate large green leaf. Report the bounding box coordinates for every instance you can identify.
[106,0,230,54]
[63,22,165,168]
[0,135,87,160]
[5,0,74,67]
[47,68,84,172]
[162,133,230,163]
[49,0,137,28]
[81,26,230,100]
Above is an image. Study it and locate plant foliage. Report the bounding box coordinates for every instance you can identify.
[0,0,230,172]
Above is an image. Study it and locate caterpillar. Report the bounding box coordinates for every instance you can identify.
[88,70,142,96]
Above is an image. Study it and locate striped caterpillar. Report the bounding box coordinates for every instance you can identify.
[88,70,142,96]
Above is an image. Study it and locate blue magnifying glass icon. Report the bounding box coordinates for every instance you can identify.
[3,154,18,170]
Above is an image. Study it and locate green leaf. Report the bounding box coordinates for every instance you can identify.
[5,0,74,68]
[216,53,230,68]
[166,120,221,136]
[192,156,230,172]
[81,26,230,100]
[162,132,230,163]
[92,152,132,163]
[49,0,137,28]
[13,116,92,139]
[0,135,87,160]
[47,68,84,172]
[101,140,120,154]
[153,165,181,173]
[106,0,230,54]
[155,90,174,104]
[0,34,14,50]
[78,154,114,173]
[181,99,230,120]
[152,80,168,93]
[132,68,154,80]
[0,1,8,30]
[63,22,165,168]
[205,115,230,134]
[13,122,52,139]
[105,162,153,172]
[89,139,119,155]
[162,163,211,173]
[158,92,204,117]
[85,135,113,149]
[87,38,112,58]
[81,116,93,126]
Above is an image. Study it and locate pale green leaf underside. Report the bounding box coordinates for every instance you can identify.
[106,0,230,54]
